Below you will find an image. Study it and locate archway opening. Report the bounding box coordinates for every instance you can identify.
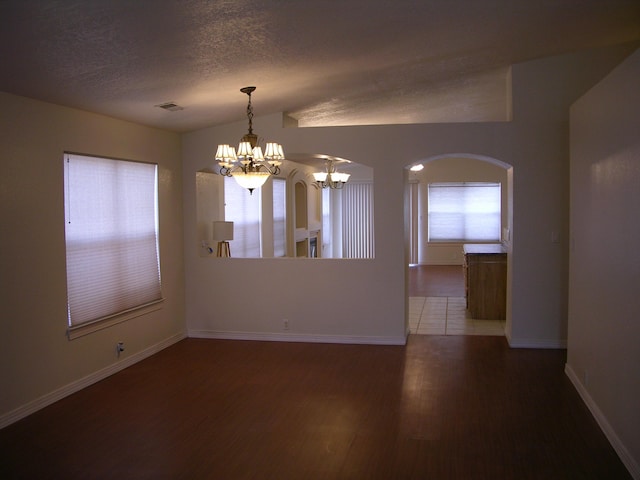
[405,154,513,338]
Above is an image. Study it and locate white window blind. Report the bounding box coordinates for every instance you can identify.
[64,153,162,332]
[224,176,261,257]
[428,182,501,242]
[342,182,375,258]
[273,179,286,257]
[322,188,333,258]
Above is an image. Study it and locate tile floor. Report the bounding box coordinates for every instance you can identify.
[409,296,505,336]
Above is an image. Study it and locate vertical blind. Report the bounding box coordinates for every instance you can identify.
[224,176,261,257]
[64,153,162,328]
[427,182,501,242]
[322,188,333,258]
[342,182,375,258]
[272,179,286,257]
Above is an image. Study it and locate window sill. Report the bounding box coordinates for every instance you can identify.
[67,299,164,340]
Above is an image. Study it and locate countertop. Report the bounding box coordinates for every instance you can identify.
[463,243,507,255]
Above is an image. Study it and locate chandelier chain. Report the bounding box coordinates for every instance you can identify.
[245,91,253,135]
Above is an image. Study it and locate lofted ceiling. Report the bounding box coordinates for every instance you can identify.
[1,0,639,133]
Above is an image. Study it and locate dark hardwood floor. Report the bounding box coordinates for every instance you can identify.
[0,337,630,479]
[409,265,465,297]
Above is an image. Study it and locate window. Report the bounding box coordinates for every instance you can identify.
[428,182,501,242]
[224,176,261,257]
[64,153,162,338]
[320,183,375,259]
[342,182,375,258]
[322,188,333,258]
[272,179,286,257]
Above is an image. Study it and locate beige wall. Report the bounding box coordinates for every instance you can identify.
[567,48,640,476]
[0,93,185,425]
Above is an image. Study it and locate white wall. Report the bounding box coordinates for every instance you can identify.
[182,43,633,349]
[183,117,408,344]
[0,93,185,425]
[567,48,640,477]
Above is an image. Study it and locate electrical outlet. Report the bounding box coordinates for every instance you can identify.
[283,319,290,330]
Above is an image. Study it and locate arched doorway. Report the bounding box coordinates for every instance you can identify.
[405,153,513,337]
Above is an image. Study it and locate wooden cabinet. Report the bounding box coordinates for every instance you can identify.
[463,244,507,320]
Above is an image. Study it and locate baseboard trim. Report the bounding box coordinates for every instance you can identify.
[565,364,640,479]
[188,329,407,346]
[0,332,186,430]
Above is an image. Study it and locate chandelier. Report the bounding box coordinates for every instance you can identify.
[215,87,284,194]
[313,159,351,189]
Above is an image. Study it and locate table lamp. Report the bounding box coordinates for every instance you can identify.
[212,221,234,257]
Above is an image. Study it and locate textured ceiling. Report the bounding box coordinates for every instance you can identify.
[1,0,639,132]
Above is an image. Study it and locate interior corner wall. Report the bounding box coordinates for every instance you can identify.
[503,42,637,348]
[0,93,186,426]
[567,48,640,476]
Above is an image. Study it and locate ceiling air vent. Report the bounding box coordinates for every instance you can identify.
[155,102,184,112]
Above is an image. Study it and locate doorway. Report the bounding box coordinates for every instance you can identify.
[406,154,513,337]
[408,265,505,336]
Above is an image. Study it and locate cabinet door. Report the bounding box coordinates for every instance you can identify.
[466,254,506,320]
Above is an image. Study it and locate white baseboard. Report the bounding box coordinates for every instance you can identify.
[0,332,186,430]
[188,329,407,346]
[565,364,640,479]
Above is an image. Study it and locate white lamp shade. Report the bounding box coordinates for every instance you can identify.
[264,142,285,159]
[237,141,253,158]
[212,221,234,241]
[330,172,351,183]
[251,146,264,161]
[264,142,279,158]
[215,144,236,161]
[313,172,328,182]
[215,144,227,160]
